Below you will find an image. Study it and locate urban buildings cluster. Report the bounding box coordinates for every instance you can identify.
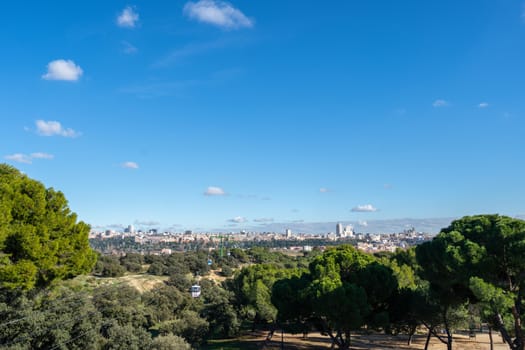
[89,222,432,254]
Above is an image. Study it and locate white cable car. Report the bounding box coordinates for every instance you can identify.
[190,284,201,298]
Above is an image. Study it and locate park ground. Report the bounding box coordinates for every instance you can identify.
[205,331,509,350]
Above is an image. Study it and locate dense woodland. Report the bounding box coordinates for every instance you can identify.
[2,163,525,350]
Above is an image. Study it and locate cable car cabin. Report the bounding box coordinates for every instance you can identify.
[207,258,212,266]
[190,285,201,298]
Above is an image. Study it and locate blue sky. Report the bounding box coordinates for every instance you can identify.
[2,1,525,233]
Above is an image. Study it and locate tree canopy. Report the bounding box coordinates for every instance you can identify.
[0,164,96,290]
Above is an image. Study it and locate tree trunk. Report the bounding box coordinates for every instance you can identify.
[442,307,453,350]
[424,328,432,350]
[407,325,416,346]
[488,325,494,350]
[512,303,524,350]
[345,330,351,348]
[494,313,515,348]
[445,328,453,350]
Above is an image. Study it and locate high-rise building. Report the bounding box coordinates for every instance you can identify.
[336,223,343,237]
[128,225,135,234]
[344,225,354,237]
[285,228,292,238]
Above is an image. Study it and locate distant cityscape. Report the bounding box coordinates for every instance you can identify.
[89,222,433,255]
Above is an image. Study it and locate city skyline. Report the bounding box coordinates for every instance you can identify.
[2,1,525,233]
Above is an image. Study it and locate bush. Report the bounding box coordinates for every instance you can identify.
[150,334,191,350]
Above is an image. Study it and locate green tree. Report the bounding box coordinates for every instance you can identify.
[416,214,525,350]
[150,334,191,350]
[229,264,301,328]
[446,215,525,350]
[305,245,387,349]
[271,274,312,337]
[200,280,240,338]
[0,164,96,290]
[101,322,152,350]
[94,255,126,277]
[158,310,209,347]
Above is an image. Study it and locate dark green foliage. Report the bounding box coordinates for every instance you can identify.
[147,261,167,276]
[143,285,189,324]
[271,245,398,349]
[94,255,126,277]
[93,284,147,329]
[167,273,193,292]
[150,334,191,350]
[101,322,152,350]
[416,214,525,350]
[120,253,144,273]
[229,263,303,327]
[0,164,97,290]
[201,280,240,338]
[158,310,209,346]
[0,288,101,350]
[221,265,233,277]
[229,248,249,263]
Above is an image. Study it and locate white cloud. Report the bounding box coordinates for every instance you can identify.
[183,0,253,29]
[319,187,330,193]
[35,120,80,137]
[30,152,54,159]
[204,186,226,196]
[432,99,449,107]
[121,161,139,169]
[228,216,247,223]
[42,59,83,81]
[4,152,54,164]
[4,153,32,164]
[117,6,139,28]
[478,102,489,108]
[351,204,378,212]
[122,41,138,54]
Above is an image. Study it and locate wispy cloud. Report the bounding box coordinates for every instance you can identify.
[319,187,331,193]
[183,0,253,29]
[351,204,378,212]
[122,41,138,54]
[228,216,247,223]
[4,153,32,164]
[117,6,139,28]
[35,120,80,137]
[153,39,228,68]
[106,223,126,230]
[121,161,139,169]
[253,217,274,223]
[42,59,83,81]
[204,186,226,196]
[432,99,449,107]
[30,152,54,159]
[358,220,368,227]
[119,79,201,98]
[4,152,54,164]
[478,102,489,108]
[134,220,160,226]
